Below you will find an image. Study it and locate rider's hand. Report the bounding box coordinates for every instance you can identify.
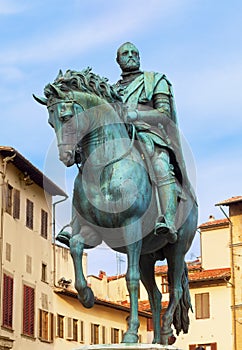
[125,110,139,122]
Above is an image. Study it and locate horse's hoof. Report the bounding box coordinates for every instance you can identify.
[152,338,161,344]
[160,329,173,345]
[168,335,176,345]
[121,331,138,343]
[77,287,95,308]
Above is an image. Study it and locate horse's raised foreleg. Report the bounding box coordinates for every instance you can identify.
[139,254,162,344]
[69,210,94,308]
[122,222,142,343]
[70,233,95,308]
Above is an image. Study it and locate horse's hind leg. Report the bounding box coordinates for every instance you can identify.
[139,254,162,344]
[161,244,189,345]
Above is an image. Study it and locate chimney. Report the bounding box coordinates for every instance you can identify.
[99,270,106,279]
[208,215,215,221]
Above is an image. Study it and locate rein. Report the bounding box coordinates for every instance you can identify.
[47,99,84,110]
[103,124,135,168]
[77,124,136,169]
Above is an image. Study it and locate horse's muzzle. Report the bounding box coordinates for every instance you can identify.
[59,148,75,167]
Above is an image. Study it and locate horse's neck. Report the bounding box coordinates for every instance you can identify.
[81,105,131,166]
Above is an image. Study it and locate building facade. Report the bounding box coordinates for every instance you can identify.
[0,146,151,350]
[1,146,241,350]
[0,146,67,350]
[88,200,242,350]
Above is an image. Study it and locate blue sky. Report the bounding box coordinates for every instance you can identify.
[1,0,242,275]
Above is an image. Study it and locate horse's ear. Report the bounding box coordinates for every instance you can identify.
[55,69,63,82]
[32,94,47,105]
[49,84,66,99]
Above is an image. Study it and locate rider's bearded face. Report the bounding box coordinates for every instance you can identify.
[117,43,140,73]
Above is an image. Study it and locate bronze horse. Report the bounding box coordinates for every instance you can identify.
[34,68,198,345]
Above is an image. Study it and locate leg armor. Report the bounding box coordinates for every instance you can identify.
[152,148,178,243]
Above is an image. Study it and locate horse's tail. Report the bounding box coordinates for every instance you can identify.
[173,262,192,335]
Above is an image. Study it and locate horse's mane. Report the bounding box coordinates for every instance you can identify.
[44,67,122,103]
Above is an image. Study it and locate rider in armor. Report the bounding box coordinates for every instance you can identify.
[115,42,187,244]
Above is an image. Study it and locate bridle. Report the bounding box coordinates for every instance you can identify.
[47,91,136,170]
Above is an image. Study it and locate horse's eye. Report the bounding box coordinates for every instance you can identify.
[61,115,71,122]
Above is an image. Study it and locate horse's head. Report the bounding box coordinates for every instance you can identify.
[33,82,89,167]
[34,68,123,167]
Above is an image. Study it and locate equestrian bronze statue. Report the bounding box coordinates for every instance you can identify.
[33,43,198,346]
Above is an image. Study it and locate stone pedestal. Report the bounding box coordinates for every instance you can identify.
[74,344,182,350]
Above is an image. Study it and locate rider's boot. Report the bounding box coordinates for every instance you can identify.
[155,179,178,244]
[56,227,72,247]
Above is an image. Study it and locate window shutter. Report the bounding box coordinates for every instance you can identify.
[195,293,202,318]
[5,184,13,215]
[211,343,217,350]
[66,317,73,339]
[102,325,106,344]
[26,199,34,229]
[13,189,20,219]
[41,209,48,238]
[41,293,48,310]
[57,314,64,338]
[195,293,210,319]
[23,285,35,336]
[202,293,210,318]
[2,274,14,328]
[6,243,11,262]
[26,255,32,274]
[39,309,43,338]
[50,313,54,341]
[189,345,196,350]
[80,320,84,343]
[147,318,153,331]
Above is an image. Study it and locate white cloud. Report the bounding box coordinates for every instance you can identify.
[0,0,29,14]
[0,0,188,65]
[0,66,25,81]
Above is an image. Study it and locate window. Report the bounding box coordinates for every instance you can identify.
[102,326,106,344]
[5,243,11,262]
[41,293,48,310]
[13,189,20,219]
[26,255,32,274]
[41,209,48,238]
[5,184,13,215]
[39,309,53,342]
[111,327,119,344]
[66,317,78,341]
[189,343,217,350]
[5,186,20,218]
[195,293,210,319]
[73,319,78,341]
[23,285,35,337]
[80,320,84,343]
[26,199,34,229]
[41,263,47,282]
[161,275,169,293]
[147,318,153,331]
[57,314,64,338]
[91,323,99,344]
[2,274,14,329]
